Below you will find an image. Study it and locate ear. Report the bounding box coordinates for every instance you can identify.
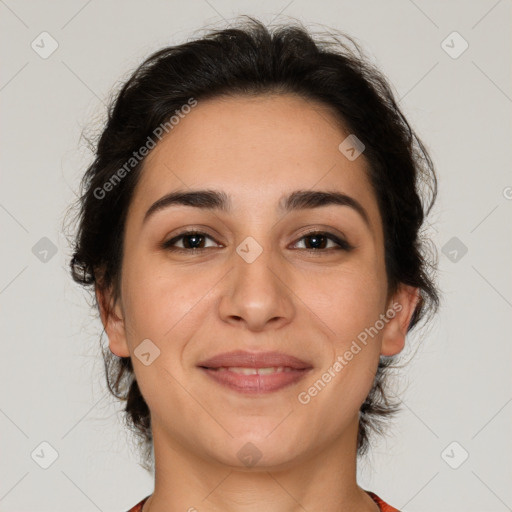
[380,284,420,356]
[95,284,130,358]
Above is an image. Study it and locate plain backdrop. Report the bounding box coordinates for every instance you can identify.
[0,1,511,511]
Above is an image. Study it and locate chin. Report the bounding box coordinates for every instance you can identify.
[205,428,307,471]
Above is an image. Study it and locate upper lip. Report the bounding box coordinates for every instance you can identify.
[197,350,312,370]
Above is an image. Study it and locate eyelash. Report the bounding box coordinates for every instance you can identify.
[161,230,354,254]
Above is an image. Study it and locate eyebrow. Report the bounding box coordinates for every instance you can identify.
[143,189,371,228]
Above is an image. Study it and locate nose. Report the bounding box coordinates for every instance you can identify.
[218,242,296,332]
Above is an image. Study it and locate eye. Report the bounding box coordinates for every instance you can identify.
[292,231,354,252]
[161,231,220,252]
[161,230,354,253]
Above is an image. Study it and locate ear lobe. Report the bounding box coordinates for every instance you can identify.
[95,285,130,358]
[380,284,420,357]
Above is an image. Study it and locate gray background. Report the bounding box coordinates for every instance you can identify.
[1,1,511,511]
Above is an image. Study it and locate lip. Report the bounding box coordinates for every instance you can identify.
[197,350,312,369]
[197,350,313,395]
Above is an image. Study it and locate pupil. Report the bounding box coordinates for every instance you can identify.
[185,234,203,248]
[307,235,326,249]
[181,234,328,250]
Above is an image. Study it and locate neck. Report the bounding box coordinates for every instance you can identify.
[142,417,379,512]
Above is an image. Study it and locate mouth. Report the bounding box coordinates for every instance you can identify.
[197,350,313,394]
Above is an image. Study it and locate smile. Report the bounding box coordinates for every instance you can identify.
[199,366,311,394]
[210,366,296,374]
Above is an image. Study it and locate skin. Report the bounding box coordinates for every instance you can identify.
[97,94,419,512]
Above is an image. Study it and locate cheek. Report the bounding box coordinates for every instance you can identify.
[296,263,387,346]
[295,272,384,427]
[120,248,200,341]
[292,259,386,407]
[118,256,207,416]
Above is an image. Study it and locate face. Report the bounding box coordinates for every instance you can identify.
[100,94,418,470]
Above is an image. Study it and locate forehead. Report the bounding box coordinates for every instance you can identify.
[131,93,381,229]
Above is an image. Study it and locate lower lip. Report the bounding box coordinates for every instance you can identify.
[199,367,311,394]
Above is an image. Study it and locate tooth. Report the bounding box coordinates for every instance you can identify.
[212,366,296,374]
[257,367,277,375]
[229,367,259,375]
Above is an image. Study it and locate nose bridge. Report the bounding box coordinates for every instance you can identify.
[218,233,295,330]
[235,235,277,291]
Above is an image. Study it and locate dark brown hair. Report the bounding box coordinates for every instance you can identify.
[68,16,439,471]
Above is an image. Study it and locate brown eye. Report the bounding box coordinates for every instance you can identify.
[161,230,353,253]
[162,231,220,251]
[292,232,353,252]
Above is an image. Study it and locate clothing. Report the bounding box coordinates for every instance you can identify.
[126,491,400,511]
[366,491,401,512]
[126,494,149,512]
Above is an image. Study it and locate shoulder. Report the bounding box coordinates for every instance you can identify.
[366,491,401,512]
[125,495,151,512]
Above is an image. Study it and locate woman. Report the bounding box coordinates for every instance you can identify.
[69,16,439,512]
